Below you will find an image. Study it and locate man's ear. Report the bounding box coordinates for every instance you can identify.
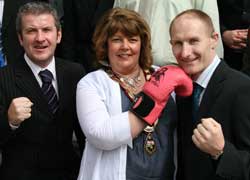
[210,31,219,49]
[17,33,24,47]
[56,30,62,44]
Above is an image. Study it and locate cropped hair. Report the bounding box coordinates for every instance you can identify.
[16,1,61,34]
[169,9,215,37]
[93,7,153,70]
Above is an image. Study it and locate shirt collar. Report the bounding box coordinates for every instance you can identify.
[195,55,220,89]
[24,53,57,80]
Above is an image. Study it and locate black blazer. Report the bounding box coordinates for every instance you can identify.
[60,0,114,72]
[176,61,250,180]
[0,57,85,180]
[218,0,250,32]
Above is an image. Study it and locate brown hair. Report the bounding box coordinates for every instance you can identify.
[93,8,153,70]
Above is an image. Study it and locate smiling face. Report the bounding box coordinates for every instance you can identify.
[170,15,218,80]
[107,31,141,75]
[18,13,62,67]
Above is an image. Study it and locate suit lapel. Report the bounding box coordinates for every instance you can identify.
[55,58,66,112]
[14,59,52,116]
[198,61,228,118]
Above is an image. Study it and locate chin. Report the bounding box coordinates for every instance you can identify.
[33,57,52,66]
[181,66,195,75]
[179,63,190,72]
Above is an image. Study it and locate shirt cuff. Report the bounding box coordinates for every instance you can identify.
[9,122,20,130]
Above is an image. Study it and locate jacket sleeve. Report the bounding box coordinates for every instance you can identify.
[216,83,250,180]
[76,72,133,151]
[0,81,14,147]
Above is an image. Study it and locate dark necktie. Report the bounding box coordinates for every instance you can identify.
[192,83,203,122]
[39,69,59,114]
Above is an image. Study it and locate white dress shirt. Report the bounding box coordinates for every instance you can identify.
[195,55,221,104]
[24,53,59,96]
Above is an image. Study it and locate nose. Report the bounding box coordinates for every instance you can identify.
[35,31,45,42]
[181,43,192,58]
[121,39,129,50]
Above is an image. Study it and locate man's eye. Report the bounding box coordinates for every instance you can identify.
[26,29,36,33]
[42,28,53,32]
[173,41,182,46]
[190,39,199,44]
[43,28,50,32]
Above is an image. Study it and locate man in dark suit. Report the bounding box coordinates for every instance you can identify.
[217,0,250,70]
[0,2,85,180]
[169,9,250,180]
[2,0,63,65]
[59,0,114,72]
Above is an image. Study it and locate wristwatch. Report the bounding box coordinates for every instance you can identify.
[211,150,223,160]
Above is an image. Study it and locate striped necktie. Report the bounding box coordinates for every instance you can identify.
[39,69,59,114]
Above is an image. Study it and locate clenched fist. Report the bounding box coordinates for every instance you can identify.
[192,118,225,157]
[8,97,33,126]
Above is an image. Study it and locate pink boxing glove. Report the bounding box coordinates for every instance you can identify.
[131,65,193,125]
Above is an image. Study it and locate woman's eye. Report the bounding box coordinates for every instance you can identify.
[130,38,137,42]
[111,38,121,42]
[129,37,139,43]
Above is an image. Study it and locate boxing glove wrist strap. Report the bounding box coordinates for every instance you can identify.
[131,92,155,122]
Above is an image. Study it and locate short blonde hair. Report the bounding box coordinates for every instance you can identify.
[169,9,215,37]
